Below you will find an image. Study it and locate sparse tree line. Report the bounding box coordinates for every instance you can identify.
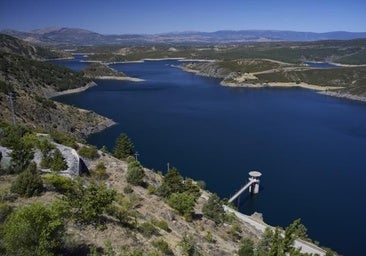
[1,51,91,92]
[0,123,338,255]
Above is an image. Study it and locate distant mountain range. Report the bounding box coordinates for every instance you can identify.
[1,27,366,46]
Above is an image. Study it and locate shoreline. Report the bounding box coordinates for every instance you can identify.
[178,58,215,62]
[143,57,185,61]
[221,81,366,103]
[319,91,366,103]
[179,64,366,103]
[48,81,97,98]
[221,81,343,91]
[93,76,145,82]
[179,65,206,75]
[48,76,145,99]
[46,56,74,61]
[85,57,215,65]
[328,62,366,67]
[107,60,145,64]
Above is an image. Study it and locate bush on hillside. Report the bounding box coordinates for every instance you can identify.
[9,141,34,174]
[126,158,145,186]
[50,131,78,149]
[43,173,76,194]
[91,162,108,180]
[238,238,254,256]
[2,202,65,255]
[64,181,116,225]
[78,145,99,159]
[202,194,225,224]
[50,148,68,172]
[10,162,43,197]
[168,192,195,219]
[0,202,13,223]
[157,168,184,198]
[152,239,174,255]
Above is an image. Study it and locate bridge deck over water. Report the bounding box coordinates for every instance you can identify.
[228,180,255,203]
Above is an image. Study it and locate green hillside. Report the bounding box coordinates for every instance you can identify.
[0,36,114,138]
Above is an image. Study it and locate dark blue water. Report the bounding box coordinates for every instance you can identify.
[50,54,90,71]
[54,59,366,256]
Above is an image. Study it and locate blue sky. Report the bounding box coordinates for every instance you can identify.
[1,0,365,34]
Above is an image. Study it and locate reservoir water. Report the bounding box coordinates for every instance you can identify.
[54,58,366,255]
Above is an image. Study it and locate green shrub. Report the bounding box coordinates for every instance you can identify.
[37,138,56,169]
[2,202,65,256]
[238,238,254,256]
[43,173,76,194]
[92,162,108,180]
[228,223,242,241]
[123,185,133,194]
[139,221,157,237]
[205,231,215,243]
[0,202,12,223]
[50,148,68,172]
[153,219,170,232]
[179,234,201,256]
[0,183,11,201]
[184,178,201,200]
[202,194,225,224]
[64,181,116,225]
[126,159,145,186]
[152,239,174,255]
[147,185,156,194]
[39,146,68,172]
[168,192,195,218]
[107,197,138,228]
[9,140,34,174]
[78,145,99,159]
[0,124,30,149]
[157,168,184,198]
[50,131,78,149]
[10,162,43,197]
[20,132,39,148]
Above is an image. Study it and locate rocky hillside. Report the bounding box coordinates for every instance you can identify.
[182,60,366,99]
[0,34,70,59]
[83,62,127,79]
[0,36,114,138]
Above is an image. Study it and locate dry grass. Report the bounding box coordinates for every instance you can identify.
[2,151,262,255]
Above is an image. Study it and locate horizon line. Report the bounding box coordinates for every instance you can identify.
[1,26,366,36]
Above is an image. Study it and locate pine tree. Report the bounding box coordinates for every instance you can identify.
[11,162,43,197]
[202,194,225,224]
[113,133,135,160]
[10,141,34,174]
[157,168,184,198]
[50,149,68,172]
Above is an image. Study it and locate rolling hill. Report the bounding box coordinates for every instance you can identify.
[1,27,366,46]
[0,35,114,138]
